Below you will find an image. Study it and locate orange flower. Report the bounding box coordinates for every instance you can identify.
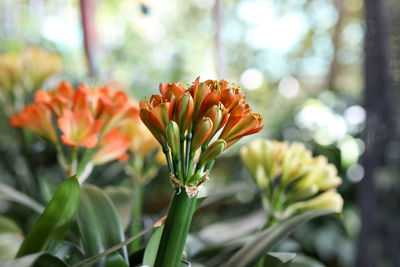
[57,108,102,148]
[11,80,149,180]
[35,81,74,117]
[139,77,263,187]
[139,94,175,145]
[203,103,228,143]
[219,104,263,148]
[92,128,131,165]
[174,92,194,135]
[189,79,221,124]
[10,103,57,143]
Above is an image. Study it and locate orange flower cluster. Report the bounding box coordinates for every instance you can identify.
[10,81,140,166]
[141,78,263,149]
[140,77,263,186]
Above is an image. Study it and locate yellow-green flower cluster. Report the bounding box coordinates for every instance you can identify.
[0,47,63,93]
[240,139,343,220]
[0,47,63,115]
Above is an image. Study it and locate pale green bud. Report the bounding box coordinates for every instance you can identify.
[290,189,343,213]
[166,121,180,158]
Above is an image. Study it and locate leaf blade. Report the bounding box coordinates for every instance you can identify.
[223,210,335,267]
[142,226,164,267]
[16,176,80,257]
[76,184,129,266]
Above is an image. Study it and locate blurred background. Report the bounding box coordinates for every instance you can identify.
[0,0,399,266]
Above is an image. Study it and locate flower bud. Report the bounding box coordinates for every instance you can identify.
[240,140,262,178]
[286,184,319,203]
[204,104,228,144]
[198,139,227,166]
[295,156,342,191]
[280,143,312,186]
[166,121,181,158]
[291,189,343,213]
[191,117,213,152]
[186,172,203,186]
[175,92,193,134]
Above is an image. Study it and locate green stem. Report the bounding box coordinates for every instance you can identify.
[77,148,94,177]
[129,183,145,254]
[184,133,192,178]
[173,157,184,181]
[155,189,197,267]
[187,154,195,179]
[56,144,68,173]
[163,146,175,174]
[68,147,78,177]
[180,136,185,175]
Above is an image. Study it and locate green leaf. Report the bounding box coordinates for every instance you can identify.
[0,252,67,267]
[104,186,133,231]
[223,210,335,267]
[0,183,44,213]
[105,252,129,267]
[0,233,23,260]
[263,252,296,267]
[16,176,80,257]
[0,216,22,234]
[73,217,165,267]
[288,255,325,267]
[142,226,164,267]
[195,197,208,210]
[76,184,129,266]
[46,239,84,265]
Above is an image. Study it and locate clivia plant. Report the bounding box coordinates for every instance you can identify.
[0,77,343,267]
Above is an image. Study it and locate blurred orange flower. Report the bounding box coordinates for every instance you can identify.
[11,81,142,170]
[92,128,131,165]
[10,103,57,143]
[57,109,102,148]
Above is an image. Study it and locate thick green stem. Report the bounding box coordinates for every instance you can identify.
[155,189,197,267]
[129,183,145,254]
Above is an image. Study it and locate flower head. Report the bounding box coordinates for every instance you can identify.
[11,81,142,181]
[241,139,343,221]
[0,47,63,93]
[139,77,263,194]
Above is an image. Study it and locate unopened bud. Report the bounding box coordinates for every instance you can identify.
[191,117,213,152]
[166,121,180,158]
[199,139,227,166]
[291,189,343,213]
[175,93,193,134]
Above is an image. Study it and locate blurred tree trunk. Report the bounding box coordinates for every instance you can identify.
[80,0,98,76]
[327,0,346,90]
[357,0,398,266]
[213,0,225,78]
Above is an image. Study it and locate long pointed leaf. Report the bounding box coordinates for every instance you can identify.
[16,176,80,257]
[142,226,164,267]
[73,217,165,267]
[223,210,335,267]
[0,252,67,267]
[76,185,129,266]
[0,183,44,213]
